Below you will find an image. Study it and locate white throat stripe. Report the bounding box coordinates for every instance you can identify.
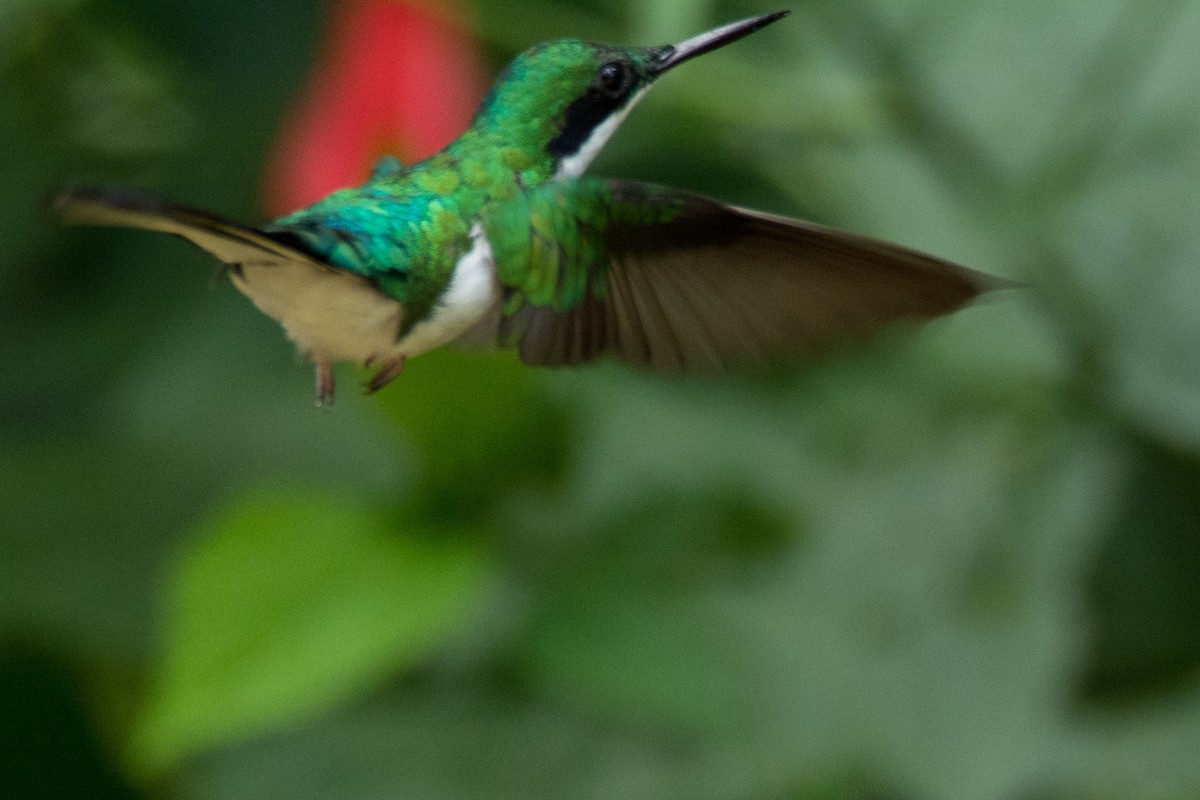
[554,86,651,180]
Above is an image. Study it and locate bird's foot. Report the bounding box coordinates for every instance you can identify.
[314,360,335,407]
[365,356,406,394]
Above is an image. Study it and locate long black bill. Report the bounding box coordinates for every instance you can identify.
[652,10,790,74]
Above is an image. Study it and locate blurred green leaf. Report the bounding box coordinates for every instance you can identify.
[129,488,490,776]
[519,495,758,735]
[1082,441,1200,702]
[523,589,747,733]
[0,646,145,800]
[1,1,191,167]
[1070,682,1200,800]
[376,349,567,517]
[0,439,228,659]
[186,682,895,800]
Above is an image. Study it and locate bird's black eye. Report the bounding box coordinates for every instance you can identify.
[595,61,630,98]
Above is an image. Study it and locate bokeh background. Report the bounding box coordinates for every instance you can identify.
[3,0,1200,798]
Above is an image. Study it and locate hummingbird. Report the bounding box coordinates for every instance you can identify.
[57,11,997,406]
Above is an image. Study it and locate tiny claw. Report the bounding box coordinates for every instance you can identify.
[315,360,335,407]
[365,356,406,394]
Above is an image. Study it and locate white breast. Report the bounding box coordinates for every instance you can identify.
[390,222,500,358]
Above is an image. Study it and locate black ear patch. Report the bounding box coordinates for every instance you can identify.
[548,60,636,160]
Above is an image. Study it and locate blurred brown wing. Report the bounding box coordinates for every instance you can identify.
[498,179,1001,372]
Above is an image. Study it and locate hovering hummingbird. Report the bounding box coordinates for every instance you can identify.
[57,11,997,406]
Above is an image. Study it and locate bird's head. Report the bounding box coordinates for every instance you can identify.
[465,12,789,180]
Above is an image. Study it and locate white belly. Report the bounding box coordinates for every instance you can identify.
[230,223,500,365]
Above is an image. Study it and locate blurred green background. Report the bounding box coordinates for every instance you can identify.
[3,0,1200,798]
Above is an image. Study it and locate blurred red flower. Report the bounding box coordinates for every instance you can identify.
[263,0,487,216]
